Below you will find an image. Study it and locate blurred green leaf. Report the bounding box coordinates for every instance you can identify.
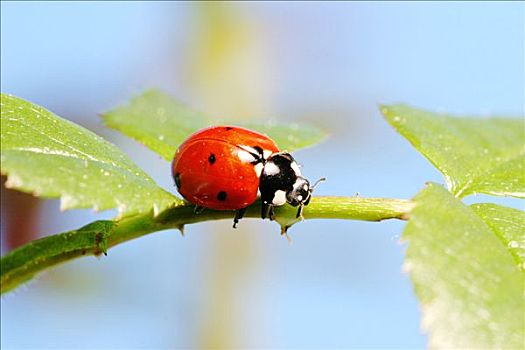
[102,89,327,161]
[241,121,327,153]
[102,90,207,161]
[471,203,525,273]
[404,183,523,348]
[0,93,180,217]
[382,105,524,198]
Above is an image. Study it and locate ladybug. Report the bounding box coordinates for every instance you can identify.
[171,126,322,228]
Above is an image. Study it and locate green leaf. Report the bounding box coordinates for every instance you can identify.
[471,203,525,273]
[404,183,523,348]
[102,89,327,161]
[1,93,181,216]
[382,105,524,198]
[1,220,115,294]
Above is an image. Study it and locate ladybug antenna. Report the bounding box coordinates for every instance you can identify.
[310,177,326,192]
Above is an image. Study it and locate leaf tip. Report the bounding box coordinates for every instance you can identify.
[378,103,400,117]
[378,103,389,114]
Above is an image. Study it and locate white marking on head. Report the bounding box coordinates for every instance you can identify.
[263,149,273,159]
[256,189,261,198]
[297,195,303,201]
[254,163,264,177]
[272,190,287,206]
[237,150,257,163]
[303,184,308,190]
[239,145,259,155]
[263,162,280,176]
[291,161,301,176]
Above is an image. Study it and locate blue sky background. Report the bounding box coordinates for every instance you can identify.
[1,2,523,348]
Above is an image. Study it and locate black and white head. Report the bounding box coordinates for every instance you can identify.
[286,175,312,207]
[259,152,324,219]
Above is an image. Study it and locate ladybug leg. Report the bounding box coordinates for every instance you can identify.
[261,203,276,220]
[269,205,276,221]
[233,207,247,228]
[261,201,272,220]
[296,204,304,219]
[194,205,205,214]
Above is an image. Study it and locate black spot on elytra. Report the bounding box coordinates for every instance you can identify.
[217,191,227,201]
[174,172,181,188]
[225,127,233,131]
[208,153,216,165]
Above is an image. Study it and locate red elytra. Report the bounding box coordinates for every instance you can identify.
[171,126,279,210]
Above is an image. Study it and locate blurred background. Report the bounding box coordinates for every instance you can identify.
[1,2,523,348]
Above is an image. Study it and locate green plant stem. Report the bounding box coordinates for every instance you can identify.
[1,196,414,294]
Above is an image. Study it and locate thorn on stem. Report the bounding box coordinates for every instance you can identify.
[283,231,292,244]
[177,224,185,237]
